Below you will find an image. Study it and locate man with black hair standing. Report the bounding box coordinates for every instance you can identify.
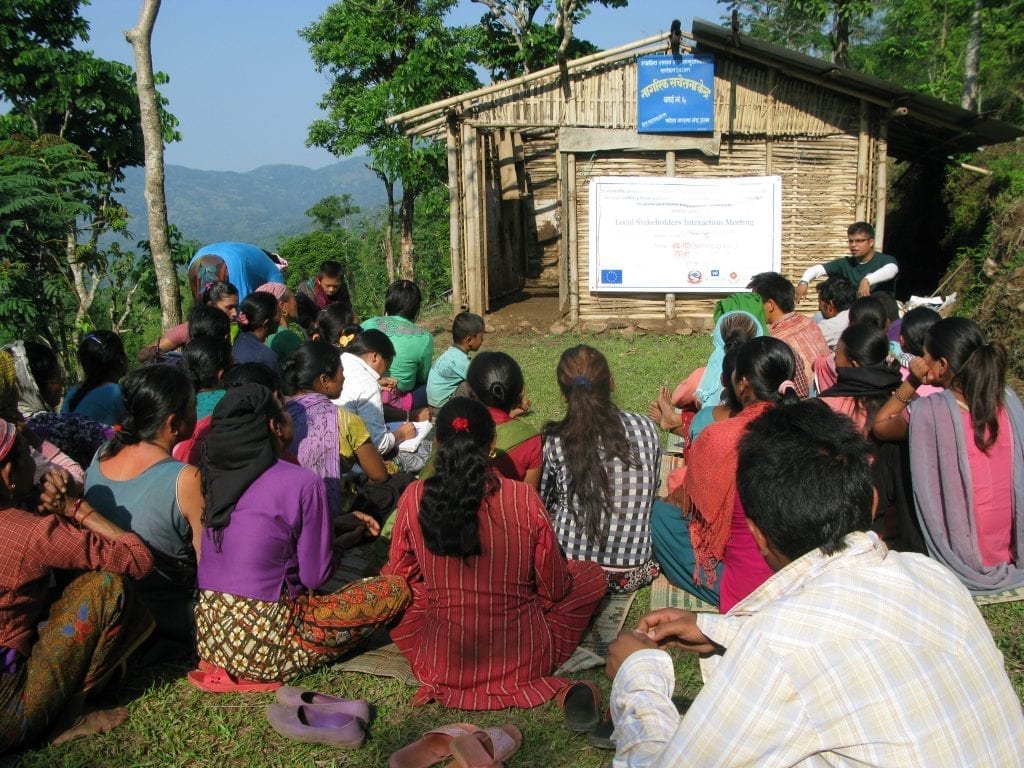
[606,400,1024,767]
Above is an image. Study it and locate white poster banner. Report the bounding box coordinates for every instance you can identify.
[588,175,782,293]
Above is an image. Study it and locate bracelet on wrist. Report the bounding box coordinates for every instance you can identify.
[77,505,95,525]
[892,391,913,405]
[70,497,83,520]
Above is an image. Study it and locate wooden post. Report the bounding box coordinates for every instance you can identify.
[480,131,491,311]
[874,120,889,249]
[461,123,483,315]
[765,69,776,176]
[855,100,869,221]
[447,119,464,310]
[568,153,579,326]
[559,151,570,316]
[665,150,676,320]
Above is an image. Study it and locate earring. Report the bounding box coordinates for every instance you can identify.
[488,448,497,459]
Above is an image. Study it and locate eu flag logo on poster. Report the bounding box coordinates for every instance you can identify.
[601,270,623,284]
[637,54,715,134]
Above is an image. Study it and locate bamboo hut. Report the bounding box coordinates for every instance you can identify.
[388,19,1023,327]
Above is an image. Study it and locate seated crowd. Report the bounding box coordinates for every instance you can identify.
[0,244,1021,764]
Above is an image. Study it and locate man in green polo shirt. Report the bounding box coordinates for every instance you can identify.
[795,222,898,301]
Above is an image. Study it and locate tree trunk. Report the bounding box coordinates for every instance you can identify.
[962,0,982,111]
[381,174,397,282]
[126,0,181,330]
[555,0,579,96]
[399,192,415,280]
[66,231,96,357]
[831,1,851,68]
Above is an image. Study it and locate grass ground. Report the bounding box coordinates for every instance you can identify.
[15,331,1024,767]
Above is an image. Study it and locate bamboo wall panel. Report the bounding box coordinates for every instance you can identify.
[573,137,862,322]
[520,131,561,282]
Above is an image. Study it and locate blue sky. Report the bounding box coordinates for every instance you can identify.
[80,1,723,172]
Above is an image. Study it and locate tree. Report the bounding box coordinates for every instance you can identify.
[842,0,1023,124]
[0,0,179,354]
[126,0,180,329]
[721,0,874,65]
[975,0,1024,123]
[468,0,623,79]
[552,0,627,67]
[306,193,360,231]
[302,1,479,280]
[0,134,106,352]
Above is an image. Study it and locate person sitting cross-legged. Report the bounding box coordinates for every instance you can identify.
[748,271,829,398]
[191,384,410,689]
[383,398,607,710]
[606,399,1024,767]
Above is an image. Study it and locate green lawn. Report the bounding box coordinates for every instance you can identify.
[17,331,1024,767]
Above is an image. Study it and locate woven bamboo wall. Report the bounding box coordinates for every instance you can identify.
[468,57,859,137]
[520,130,561,282]
[573,135,861,323]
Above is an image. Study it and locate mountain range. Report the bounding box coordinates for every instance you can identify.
[114,152,388,249]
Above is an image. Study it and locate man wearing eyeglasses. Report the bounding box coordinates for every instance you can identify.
[795,222,898,301]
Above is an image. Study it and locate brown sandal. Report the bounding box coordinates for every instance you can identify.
[555,681,601,732]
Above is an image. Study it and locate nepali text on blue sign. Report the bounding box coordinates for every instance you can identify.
[637,54,715,134]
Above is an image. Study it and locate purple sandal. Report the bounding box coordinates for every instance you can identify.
[275,685,370,722]
[265,703,366,748]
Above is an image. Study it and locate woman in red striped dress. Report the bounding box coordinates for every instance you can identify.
[383,398,607,710]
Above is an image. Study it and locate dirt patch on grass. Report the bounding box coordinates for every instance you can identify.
[424,282,711,342]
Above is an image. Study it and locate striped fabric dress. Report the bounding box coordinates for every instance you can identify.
[383,476,607,710]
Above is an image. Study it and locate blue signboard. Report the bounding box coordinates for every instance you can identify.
[637,54,715,133]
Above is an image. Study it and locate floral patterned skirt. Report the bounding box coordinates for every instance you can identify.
[0,571,155,752]
[195,575,410,682]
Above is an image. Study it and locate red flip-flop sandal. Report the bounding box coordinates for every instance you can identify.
[186,663,282,693]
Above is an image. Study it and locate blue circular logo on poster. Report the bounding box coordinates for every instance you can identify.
[687,270,703,284]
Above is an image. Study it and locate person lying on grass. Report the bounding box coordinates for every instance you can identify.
[607,400,1024,767]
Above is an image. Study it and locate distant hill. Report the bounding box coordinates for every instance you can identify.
[114,153,387,249]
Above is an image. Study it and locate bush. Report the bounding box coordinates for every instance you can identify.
[940,143,1024,387]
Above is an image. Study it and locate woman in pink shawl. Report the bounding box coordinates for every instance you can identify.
[873,317,1024,595]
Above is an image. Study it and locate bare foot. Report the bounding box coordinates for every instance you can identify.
[649,387,683,432]
[52,706,129,745]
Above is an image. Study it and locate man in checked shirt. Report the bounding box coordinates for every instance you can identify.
[606,400,1024,768]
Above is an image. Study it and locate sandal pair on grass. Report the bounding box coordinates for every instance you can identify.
[389,723,523,768]
[186,665,370,749]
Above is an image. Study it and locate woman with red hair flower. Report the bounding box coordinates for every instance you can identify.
[383,397,607,710]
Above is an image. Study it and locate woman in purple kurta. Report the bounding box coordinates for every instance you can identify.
[192,384,409,683]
